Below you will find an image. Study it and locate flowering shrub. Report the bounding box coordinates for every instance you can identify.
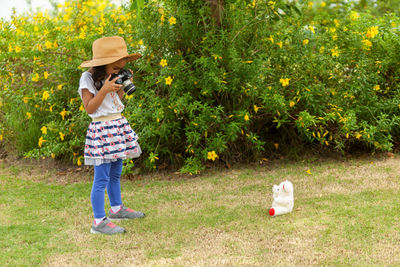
[0,0,136,165]
[1,0,400,174]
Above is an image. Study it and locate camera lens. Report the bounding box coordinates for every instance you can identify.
[122,80,136,95]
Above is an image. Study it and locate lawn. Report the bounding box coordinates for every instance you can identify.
[1,155,400,266]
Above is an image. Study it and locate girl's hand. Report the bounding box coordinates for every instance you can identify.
[101,74,123,94]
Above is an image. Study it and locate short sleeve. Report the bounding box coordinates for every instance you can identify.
[78,71,97,99]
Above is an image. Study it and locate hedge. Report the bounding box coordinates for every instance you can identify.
[1,0,400,174]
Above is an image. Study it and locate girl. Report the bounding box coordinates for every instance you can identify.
[78,36,145,235]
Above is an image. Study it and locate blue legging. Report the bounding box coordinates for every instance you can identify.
[91,159,123,219]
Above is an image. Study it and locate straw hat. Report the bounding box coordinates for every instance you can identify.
[80,36,142,67]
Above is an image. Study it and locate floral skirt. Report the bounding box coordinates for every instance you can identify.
[84,117,141,166]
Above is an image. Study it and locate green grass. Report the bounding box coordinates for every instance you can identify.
[1,156,400,266]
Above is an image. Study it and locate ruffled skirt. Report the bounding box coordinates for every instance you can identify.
[84,117,141,166]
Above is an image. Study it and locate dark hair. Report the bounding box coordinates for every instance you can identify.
[92,65,106,90]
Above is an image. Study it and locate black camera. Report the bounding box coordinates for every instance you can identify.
[109,69,136,95]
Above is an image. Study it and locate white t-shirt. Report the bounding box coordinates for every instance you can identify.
[78,71,125,119]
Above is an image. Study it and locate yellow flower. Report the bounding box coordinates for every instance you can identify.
[303,39,309,45]
[79,29,86,39]
[44,71,49,79]
[77,157,82,166]
[213,54,222,60]
[362,39,372,47]
[160,14,165,23]
[334,19,340,27]
[289,101,295,107]
[321,1,326,7]
[280,78,290,87]
[268,35,274,43]
[32,73,40,82]
[38,136,46,147]
[244,114,250,121]
[97,26,104,34]
[350,11,360,21]
[42,91,50,101]
[165,76,173,85]
[276,41,283,48]
[160,59,168,67]
[57,83,66,90]
[331,47,340,57]
[169,16,177,25]
[0,134,3,141]
[60,108,67,120]
[23,97,30,104]
[207,151,219,161]
[254,105,260,113]
[79,104,85,111]
[308,26,315,34]
[41,126,47,135]
[26,112,32,119]
[45,40,52,49]
[149,154,159,163]
[306,169,312,175]
[59,132,65,141]
[366,26,379,39]
[374,85,380,91]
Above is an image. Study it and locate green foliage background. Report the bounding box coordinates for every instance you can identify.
[1,0,400,174]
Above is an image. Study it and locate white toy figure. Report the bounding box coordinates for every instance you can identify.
[269,180,294,216]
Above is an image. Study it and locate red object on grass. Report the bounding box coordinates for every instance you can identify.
[269,208,275,216]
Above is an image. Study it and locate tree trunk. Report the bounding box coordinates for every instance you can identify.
[206,0,225,27]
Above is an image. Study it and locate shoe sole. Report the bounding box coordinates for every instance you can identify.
[108,218,123,221]
[90,228,102,234]
[108,214,146,221]
[108,216,145,221]
[90,228,126,235]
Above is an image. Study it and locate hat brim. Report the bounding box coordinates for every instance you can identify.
[80,53,142,67]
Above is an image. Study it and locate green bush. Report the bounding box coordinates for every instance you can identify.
[1,0,400,174]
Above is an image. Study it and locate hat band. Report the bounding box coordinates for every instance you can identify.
[93,55,129,60]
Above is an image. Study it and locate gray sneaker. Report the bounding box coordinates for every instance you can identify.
[90,218,126,235]
[108,204,145,220]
